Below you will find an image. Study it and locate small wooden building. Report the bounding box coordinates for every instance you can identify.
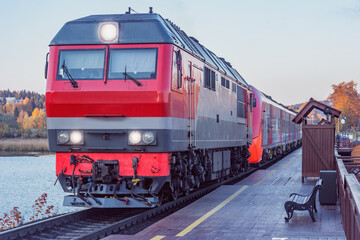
[293,98,341,182]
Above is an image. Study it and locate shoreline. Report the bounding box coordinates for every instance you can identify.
[0,138,50,156]
[0,151,53,157]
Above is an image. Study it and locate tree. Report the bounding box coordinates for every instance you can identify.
[0,90,46,138]
[23,97,35,115]
[3,102,15,114]
[0,113,17,137]
[14,107,19,118]
[328,80,360,132]
[22,112,30,130]
[23,97,29,106]
[0,96,6,106]
[29,108,41,130]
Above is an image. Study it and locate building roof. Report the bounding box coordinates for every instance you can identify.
[292,98,341,124]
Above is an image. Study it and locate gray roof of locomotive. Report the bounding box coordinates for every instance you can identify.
[51,13,248,86]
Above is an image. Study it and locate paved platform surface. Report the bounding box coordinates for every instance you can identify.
[103,148,345,240]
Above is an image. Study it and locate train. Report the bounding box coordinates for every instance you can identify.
[45,10,301,208]
[248,86,301,164]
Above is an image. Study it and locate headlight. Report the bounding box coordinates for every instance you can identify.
[70,131,83,144]
[128,131,156,145]
[58,131,69,144]
[99,22,118,42]
[142,131,155,144]
[129,131,142,144]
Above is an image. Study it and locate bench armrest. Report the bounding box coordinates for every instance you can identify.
[289,192,308,198]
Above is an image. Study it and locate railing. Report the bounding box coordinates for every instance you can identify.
[336,138,353,155]
[336,156,360,240]
[336,138,353,148]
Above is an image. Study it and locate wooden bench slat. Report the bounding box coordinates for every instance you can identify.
[284,179,323,222]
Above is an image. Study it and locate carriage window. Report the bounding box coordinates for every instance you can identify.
[221,77,230,89]
[108,48,157,79]
[232,83,236,93]
[172,50,182,89]
[57,49,105,80]
[221,77,226,87]
[204,67,211,89]
[211,72,216,90]
[204,67,216,91]
[237,86,245,118]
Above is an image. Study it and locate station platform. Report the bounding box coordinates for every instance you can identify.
[103,148,345,240]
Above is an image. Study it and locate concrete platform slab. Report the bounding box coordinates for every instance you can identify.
[103,148,345,240]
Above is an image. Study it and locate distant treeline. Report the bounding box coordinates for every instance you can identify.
[0,90,46,138]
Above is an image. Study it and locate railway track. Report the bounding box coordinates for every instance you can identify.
[0,150,296,240]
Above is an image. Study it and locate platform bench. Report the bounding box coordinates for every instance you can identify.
[284,179,323,222]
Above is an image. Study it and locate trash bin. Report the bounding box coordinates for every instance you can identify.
[319,170,337,205]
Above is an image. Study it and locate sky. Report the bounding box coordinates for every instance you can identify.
[0,0,359,105]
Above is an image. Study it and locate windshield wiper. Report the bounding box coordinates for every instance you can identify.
[123,66,142,87]
[62,60,78,88]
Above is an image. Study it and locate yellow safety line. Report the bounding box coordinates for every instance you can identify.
[175,185,248,237]
[279,156,295,170]
[280,151,301,170]
[254,152,300,186]
[254,169,276,186]
[150,235,166,240]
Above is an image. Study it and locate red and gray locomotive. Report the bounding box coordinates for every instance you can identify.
[46,12,253,207]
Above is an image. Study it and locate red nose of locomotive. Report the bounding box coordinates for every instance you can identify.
[45,14,178,207]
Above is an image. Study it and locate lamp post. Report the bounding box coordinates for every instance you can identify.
[341,117,346,136]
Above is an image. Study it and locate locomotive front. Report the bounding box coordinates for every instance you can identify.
[46,14,178,207]
[46,13,253,208]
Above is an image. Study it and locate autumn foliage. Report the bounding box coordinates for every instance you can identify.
[29,193,56,222]
[289,102,328,124]
[0,193,55,231]
[0,207,23,231]
[328,81,360,131]
[0,90,46,138]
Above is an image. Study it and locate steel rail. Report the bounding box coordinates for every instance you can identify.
[0,148,299,240]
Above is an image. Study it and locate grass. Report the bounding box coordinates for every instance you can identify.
[0,138,49,153]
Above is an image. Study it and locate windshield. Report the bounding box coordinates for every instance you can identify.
[108,48,157,79]
[57,49,105,80]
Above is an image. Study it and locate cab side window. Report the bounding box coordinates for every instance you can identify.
[172,50,182,89]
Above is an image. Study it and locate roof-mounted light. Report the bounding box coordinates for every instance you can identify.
[99,22,118,42]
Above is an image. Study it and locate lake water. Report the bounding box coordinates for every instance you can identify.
[0,155,78,223]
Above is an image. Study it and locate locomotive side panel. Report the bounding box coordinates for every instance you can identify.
[195,69,249,149]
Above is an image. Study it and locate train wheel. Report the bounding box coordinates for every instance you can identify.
[172,190,179,200]
[171,178,181,200]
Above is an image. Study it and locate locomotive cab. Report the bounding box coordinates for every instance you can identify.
[46,15,178,207]
[46,13,252,208]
